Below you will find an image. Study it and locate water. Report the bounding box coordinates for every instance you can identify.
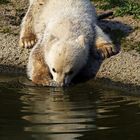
[0,74,140,140]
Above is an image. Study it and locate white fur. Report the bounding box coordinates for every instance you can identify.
[45,35,89,85]
[28,0,96,85]
[26,0,113,86]
[26,0,97,41]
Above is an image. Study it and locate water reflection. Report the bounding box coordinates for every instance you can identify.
[0,75,140,140]
[20,87,97,140]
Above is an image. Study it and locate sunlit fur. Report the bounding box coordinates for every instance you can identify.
[25,0,114,86]
[45,36,89,86]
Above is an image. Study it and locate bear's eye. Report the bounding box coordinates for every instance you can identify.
[66,70,73,75]
[52,68,56,73]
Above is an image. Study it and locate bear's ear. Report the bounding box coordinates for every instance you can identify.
[76,35,85,47]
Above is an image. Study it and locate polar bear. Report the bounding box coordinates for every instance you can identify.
[19,0,117,86]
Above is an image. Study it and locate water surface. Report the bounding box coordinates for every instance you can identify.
[0,74,140,140]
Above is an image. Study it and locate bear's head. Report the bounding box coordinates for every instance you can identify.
[45,35,89,87]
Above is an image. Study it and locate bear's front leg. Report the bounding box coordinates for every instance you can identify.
[95,25,118,59]
[19,0,45,49]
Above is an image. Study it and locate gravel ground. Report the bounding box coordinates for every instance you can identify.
[96,50,140,85]
[0,0,140,86]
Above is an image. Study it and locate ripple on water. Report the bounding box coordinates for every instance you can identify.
[0,75,140,140]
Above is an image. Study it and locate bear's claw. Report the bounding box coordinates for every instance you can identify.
[97,43,117,59]
[19,33,37,49]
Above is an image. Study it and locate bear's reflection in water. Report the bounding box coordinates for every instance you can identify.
[20,86,97,140]
[19,83,140,140]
